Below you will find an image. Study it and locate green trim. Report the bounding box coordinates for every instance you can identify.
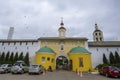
[36,46,55,54]
[69,46,90,54]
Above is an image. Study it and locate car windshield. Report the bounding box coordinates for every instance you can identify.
[1,64,7,67]
[13,63,20,66]
[16,62,25,64]
[30,65,39,68]
[110,66,120,70]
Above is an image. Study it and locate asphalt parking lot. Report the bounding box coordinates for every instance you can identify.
[0,70,119,80]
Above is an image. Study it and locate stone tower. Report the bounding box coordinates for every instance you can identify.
[7,27,14,40]
[93,23,104,41]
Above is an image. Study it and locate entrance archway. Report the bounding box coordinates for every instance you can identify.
[56,56,68,70]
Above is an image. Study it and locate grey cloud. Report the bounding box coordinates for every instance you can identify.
[0,0,120,41]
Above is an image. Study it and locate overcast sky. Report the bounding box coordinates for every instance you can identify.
[0,0,120,41]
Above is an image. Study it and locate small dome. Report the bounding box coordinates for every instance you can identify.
[36,46,55,54]
[69,46,90,54]
[58,27,66,31]
[94,29,102,33]
[94,23,102,33]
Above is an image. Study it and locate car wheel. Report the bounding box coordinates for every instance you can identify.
[38,72,40,75]
[5,70,8,73]
[12,72,14,74]
[21,70,24,74]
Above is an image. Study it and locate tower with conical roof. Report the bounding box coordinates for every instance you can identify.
[58,18,66,38]
[93,23,104,41]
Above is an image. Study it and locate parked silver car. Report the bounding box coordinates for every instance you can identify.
[11,61,28,74]
[0,64,12,73]
[28,64,44,75]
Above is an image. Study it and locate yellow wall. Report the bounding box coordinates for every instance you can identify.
[35,53,56,70]
[69,53,92,72]
[37,39,92,71]
[40,39,87,55]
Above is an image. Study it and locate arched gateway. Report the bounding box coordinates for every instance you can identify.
[56,56,69,70]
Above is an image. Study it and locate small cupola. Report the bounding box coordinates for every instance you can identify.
[93,23,104,42]
[58,18,66,38]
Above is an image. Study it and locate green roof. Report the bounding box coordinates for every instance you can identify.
[36,46,55,54]
[69,46,90,54]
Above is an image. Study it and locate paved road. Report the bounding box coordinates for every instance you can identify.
[0,70,119,80]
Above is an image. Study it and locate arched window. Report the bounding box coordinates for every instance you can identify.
[47,57,50,61]
[95,33,97,36]
[99,33,101,36]
[79,57,84,67]
[42,57,45,63]
[96,38,98,41]
[100,37,102,41]
[61,45,64,51]
[60,41,64,51]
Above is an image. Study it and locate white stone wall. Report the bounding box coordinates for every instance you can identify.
[0,41,40,63]
[89,47,120,68]
[1,40,120,67]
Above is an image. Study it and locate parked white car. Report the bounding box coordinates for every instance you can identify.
[28,64,44,75]
[0,64,12,73]
[11,61,28,74]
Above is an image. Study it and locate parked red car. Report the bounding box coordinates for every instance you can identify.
[99,66,120,77]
